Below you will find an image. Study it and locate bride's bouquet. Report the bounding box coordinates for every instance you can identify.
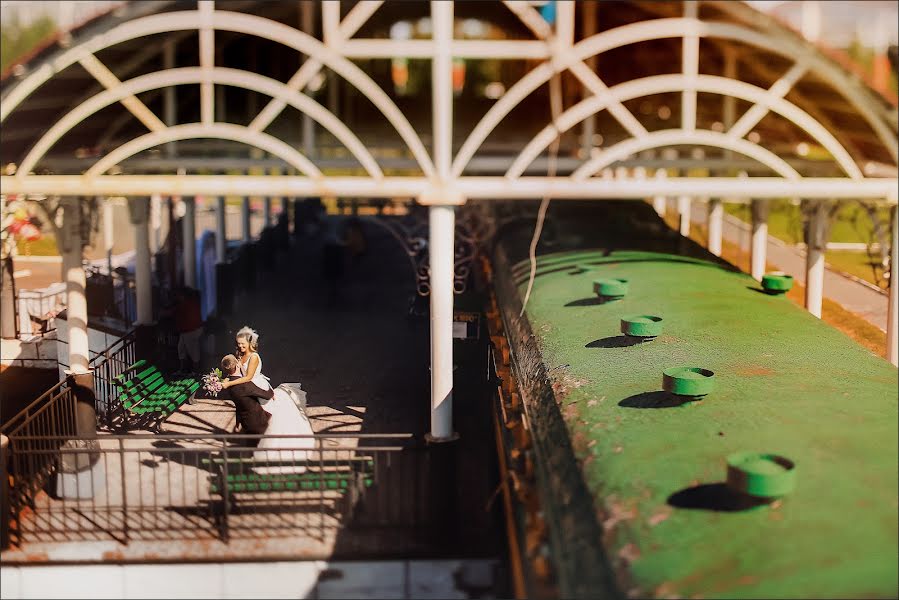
[202,368,224,397]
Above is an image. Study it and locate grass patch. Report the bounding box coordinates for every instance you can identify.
[724,200,892,245]
[15,236,58,257]
[673,215,887,358]
[825,251,888,289]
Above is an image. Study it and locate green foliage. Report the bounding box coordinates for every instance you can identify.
[1,15,57,73]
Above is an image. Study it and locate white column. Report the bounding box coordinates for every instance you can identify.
[652,169,667,216]
[103,197,114,274]
[265,168,276,226]
[60,198,89,374]
[182,196,196,288]
[887,205,898,366]
[677,196,691,236]
[707,199,724,257]
[805,202,828,318]
[241,197,251,242]
[429,204,456,441]
[215,196,227,263]
[129,197,153,325]
[150,193,162,253]
[750,200,769,281]
[427,0,456,442]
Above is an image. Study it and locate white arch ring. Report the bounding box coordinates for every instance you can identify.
[571,129,800,180]
[17,67,381,179]
[86,123,321,179]
[0,9,435,177]
[508,73,859,179]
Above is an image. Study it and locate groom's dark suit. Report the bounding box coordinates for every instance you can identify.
[197,374,273,442]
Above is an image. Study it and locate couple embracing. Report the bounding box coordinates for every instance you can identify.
[208,327,314,465]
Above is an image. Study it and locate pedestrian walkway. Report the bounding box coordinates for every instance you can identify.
[691,209,889,331]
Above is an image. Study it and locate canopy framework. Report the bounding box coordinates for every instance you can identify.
[1,1,897,439]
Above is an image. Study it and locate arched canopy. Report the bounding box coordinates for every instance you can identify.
[1,0,896,202]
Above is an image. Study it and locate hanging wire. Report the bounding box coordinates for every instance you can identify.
[519,72,564,317]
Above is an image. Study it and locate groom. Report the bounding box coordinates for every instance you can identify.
[216,354,273,445]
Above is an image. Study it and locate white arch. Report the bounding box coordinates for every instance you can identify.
[508,73,861,179]
[571,130,800,181]
[85,123,321,179]
[17,67,382,178]
[453,17,896,177]
[0,8,435,177]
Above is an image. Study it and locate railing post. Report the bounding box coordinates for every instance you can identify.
[707,199,724,257]
[751,199,769,281]
[1,434,10,549]
[119,437,128,544]
[805,201,829,318]
[887,204,898,366]
[221,446,230,543]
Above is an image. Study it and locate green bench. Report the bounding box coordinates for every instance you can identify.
[203,455,375,540]
[205,456,375,494]
[112,360,200,430]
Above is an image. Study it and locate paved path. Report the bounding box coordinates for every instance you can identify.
[690,208,889,331]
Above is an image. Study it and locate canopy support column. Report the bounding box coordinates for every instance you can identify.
[242,197,251,243]
[805,202,828,318]
[677,196,691,236]
[651,167,667,217]
[183,196,196,288]
[150,193,162,254]
[103,197,114,274]
[887,205,898,366]
[707,199,723,257]
[60,198,100,460]
[751,200,769,281]
[128,197,153,326]
[215,196,227,263]
[60,197,89,375]
[427,203,457,442]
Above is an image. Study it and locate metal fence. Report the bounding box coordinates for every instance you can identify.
[4,432,415,550]
[89,330,137,429]
[15,284,66,338]
[0,378,78,534]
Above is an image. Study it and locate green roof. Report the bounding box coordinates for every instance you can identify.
[503,205,898,598]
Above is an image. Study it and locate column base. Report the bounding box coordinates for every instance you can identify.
[425,432,460,444]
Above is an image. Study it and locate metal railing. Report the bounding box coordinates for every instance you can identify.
[15,285,66,338]
[0,378,78,527]
[4,432,415,549]
[89,329,137,429]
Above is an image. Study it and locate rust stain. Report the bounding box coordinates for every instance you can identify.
[617,542,641,563]
[24,552,48,562]
[735,366,774,376]
[654,582,680,598]
[102,550,125,561]
[647,507,672,527]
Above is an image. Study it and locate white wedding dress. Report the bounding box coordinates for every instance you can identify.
[242,353,315,473]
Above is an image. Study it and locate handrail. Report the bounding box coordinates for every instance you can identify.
[0,375,71,437]
[9,432,415,441]
[89,328,136,366]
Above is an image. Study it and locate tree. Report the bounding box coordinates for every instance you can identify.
[1,14,57,73]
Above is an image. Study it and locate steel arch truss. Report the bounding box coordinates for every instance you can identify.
[0,0,896,202]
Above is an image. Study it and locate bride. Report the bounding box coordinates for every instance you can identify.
[222,326,315,471]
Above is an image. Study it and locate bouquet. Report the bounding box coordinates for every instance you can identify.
[202,368,224,397]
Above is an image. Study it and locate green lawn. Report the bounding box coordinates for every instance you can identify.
[725,200,892,245]
[725,200,891,287]
[824,250,888,289]
[15,236,58,257]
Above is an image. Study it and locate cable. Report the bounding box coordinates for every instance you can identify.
[520,72,563,317]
